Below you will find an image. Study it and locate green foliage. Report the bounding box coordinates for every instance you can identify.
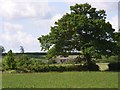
[96,55,119,63]
[15,54,31,67]
[47,59,57,64]
[38,3,119,64]
[4,64,99,73]
[15,55,43,72]
[83,61,99,71]
[2,50,16,70]
[65,65,83,71]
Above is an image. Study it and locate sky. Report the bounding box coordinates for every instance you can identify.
[0,0,119,53]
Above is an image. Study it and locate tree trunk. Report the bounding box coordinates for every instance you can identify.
[85,53,91,64]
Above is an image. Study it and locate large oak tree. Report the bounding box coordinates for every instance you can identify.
[38,3,119,63]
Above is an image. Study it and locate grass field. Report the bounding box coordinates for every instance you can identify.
[2,72,118,88]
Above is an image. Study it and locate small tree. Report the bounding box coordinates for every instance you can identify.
[0,45,5,53]
[20,46,24,53]
[38,3,119,65]
[2,50,16,70]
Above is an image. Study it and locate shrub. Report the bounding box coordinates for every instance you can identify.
[37,65,65,72]
[16,66,29,73]
[58,66,66,72]
[47,59,57,64]
[2,50,16,70]
[14,55,48,73]
[48,65,58,71]
[108,62,120,71]
[15,54,30,67]
[65,65,83,71]
[96,55,118,63]
[13,63,100,73]
[82,62,100,71]
[40,65,50,72]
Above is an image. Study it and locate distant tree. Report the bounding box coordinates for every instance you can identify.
[38,3,119,64]
[20,46,24,53]
[2,50,16,70]
[0,45,5,53]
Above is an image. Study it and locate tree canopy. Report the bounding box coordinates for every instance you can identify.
[38,3,120,63]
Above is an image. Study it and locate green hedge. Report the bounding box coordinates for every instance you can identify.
[3,64,100,73]
[82,62,100,71]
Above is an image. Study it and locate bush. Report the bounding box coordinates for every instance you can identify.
[39,65,50,72]
[82,62,100,71]
[13,64,83,73]
[48,65,58,71]
[96,56,118,63]
[108,62,120,71]
[58,66,66,72]
[65,65,83,71]
[2,50,16,70]
[47,59,57,64]
[40,65,83,72]
[15,54,30,67]
[37,65,65,72]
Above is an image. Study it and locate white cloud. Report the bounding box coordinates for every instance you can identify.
[17,3,37,18]
[0,22,39,52]
[65,0,119,2]
[33,14,63,35]
[90,2,118,13]
[0,1,16,19]
[0,0,62,52]
[0,0,49,3]
[4,22,22,32]
[0,0,53,19]
[1,22,23,41]
[65,1,118,11]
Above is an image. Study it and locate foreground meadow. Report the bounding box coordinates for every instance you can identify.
[2,72,118,88]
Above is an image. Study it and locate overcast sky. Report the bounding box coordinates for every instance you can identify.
[0,0,119,53]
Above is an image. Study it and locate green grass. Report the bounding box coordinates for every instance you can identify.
[0,72,2,89]
[2,72,118,88]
